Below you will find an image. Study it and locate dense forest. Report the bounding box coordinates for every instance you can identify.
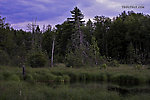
[0,7,150,67]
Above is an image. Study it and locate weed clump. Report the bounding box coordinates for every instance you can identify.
[100,64,107,69]
[108,60,120,67]
[111,74,139,85]
[63,75,70,82]
[24,74,34,82]
[135,64,142,70]
[8,74,20,82]
[28,52,47,68]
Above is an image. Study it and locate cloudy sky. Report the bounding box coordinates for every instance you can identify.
[0,0,149,30]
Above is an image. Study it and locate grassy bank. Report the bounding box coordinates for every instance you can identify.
[1,81,150,100]
[0,64,150,85]
[0,81,118,100]
[1,65,150,100]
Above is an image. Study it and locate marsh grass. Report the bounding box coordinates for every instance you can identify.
[0,81,122,100]
[1,64,150,100]
[0,65,150,85]
[1,81,150,100]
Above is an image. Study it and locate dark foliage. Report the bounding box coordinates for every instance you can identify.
[0,8,150,67]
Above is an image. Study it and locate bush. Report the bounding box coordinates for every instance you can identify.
[65,47,95,67]
[55,76,64,82]
[65,51,83,67]
[135,64,142,70]
[3,71,12,79]
[32,71,56,82]
[7,74,20,82]
[25,74,34,82]
[54,63,66,67]
[63,75,70,82]
[0,50,10,65]
[108,60,120,67]
[0,73,3,80]
[111,74,139,85]
[100,64,107,69]
[28,52,47,68]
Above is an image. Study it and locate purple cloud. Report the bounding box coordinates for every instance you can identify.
[0,0,149,30]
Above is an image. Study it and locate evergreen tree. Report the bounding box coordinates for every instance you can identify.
[126,42,135,64]
[90,36,100,65]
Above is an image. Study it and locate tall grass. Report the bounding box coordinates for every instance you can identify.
[1,81,150,100]
[0,81,121,100]
[0,65,150,85]
[1,65,150,100]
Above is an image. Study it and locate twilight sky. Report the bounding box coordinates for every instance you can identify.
[0,0,150,30]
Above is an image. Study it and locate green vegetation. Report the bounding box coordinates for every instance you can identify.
[1,7,150,100]
[1,65,150,100]
[0,82,121,100]
[0,65,150,85]
[28,51,47,68]
[100,64,107,69]
[1,7,150,67]
[1,82,150,100]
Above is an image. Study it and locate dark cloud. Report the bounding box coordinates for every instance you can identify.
[0,0,149,30]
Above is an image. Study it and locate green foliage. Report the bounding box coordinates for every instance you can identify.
[1,78,150,100]
[100,64,107,69]
[25,74,34,82]
[111,74,139,85]
[135,64,142,70]
[0,73,3,80]
[0,81,123,100]
[108,60,120,67]
[42,29,53,58]
[0,65,150,85]
[32,70,56,82]
[65,50,84,67]
[65,7,98,67]
[55,22,73,61]
[1,10,150,67]
[28,52,47,68]
[55,76,64,82]
[0,49,10,65]
[127,42,136,64]
[54,63,66,67]
[90,36,100,65]
[3,71,12,79]
[69,6,84,24]
[63,75,70,82]
[8,74,20,82]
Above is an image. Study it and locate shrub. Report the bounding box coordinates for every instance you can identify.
[100,64,107,69]
[45,73,56,81]
[7,74,20,82]
[135,64,142,70]
[68,72,80,82]
[25,74,34,82]
[54,63,66,67]
[55,76,64,82]
[3,71,12,79]
[111,74,139,85]
[32,71,56,82]
[79,72,87,82]
[0,50,10,65]
[0,73,3,80]
[28,52,47,68]
[65,51,84,67]
[108,60,120,67]
[62,75,70,82]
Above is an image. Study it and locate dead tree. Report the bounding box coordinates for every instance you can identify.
[51,37,55,67]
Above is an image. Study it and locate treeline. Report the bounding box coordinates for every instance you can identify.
[0,7,150,67]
